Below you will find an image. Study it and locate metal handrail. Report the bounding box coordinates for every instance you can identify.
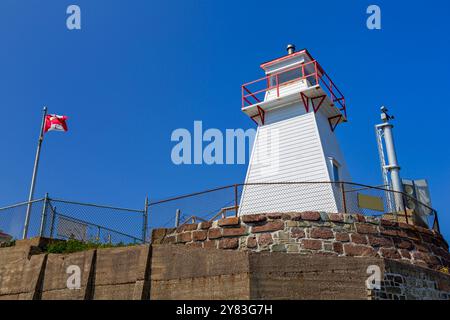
[0,198,45,211]
[242,60,320,106]
[49,198,144,213]
[208,205,238,222]
[241,59,346,117]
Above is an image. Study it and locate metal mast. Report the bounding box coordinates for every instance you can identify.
[375,125,394,213]
[375,106,404,214]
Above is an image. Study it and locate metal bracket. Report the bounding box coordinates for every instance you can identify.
[328,115,342,132]
[257,105,265,125]
[300,92,310,113]
[311,95,326,113]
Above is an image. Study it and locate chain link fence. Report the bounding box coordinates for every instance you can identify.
[0,182,440,245]
[0,199,44,243]
[0,197,145,244]
[149,182,440,233]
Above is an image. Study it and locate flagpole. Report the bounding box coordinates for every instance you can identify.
[22,106,48,239]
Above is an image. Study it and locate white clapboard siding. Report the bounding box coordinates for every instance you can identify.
[239,102,340,215]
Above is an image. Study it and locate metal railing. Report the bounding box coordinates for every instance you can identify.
[0,182,441,245]
[241,59,347,117]
[148,182,440,233]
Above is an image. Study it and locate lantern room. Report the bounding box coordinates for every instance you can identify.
[241,46,347,132]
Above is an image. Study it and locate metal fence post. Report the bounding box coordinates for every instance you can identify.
[340,183,347,213]
[39,193,49,237]
[142,196,149,243]
[401,194,409,225]
[49,206,56,239]
[175,209,181,227]
[234,184,238,217]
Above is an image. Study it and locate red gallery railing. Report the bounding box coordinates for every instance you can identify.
[241,60,347,125]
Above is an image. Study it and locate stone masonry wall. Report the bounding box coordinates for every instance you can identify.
[152,212,450,271]
[373,259,450,300]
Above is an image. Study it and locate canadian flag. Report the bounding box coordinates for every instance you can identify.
[44,114,68,133]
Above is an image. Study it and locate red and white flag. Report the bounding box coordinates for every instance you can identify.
[44,114,68,133]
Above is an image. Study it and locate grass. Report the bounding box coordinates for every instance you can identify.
[0,239,16,248]
[45,238,138,254]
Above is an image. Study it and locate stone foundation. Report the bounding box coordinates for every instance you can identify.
[152,212,450,271]
[375,259,450,300]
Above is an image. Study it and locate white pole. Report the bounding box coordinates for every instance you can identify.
[23,106,47,239]
[383,123,404,212]
[378,107,404,213]
[175,209,181,227]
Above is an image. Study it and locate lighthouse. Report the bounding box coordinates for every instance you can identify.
[238,45,352,215]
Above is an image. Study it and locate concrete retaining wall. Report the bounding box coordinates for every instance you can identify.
[41,249,95,300]
[0,238,51,300]
[150,245,251,300]
[93,245,150,300]
[0,236,449,300]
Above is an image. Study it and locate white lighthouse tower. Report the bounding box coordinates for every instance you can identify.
[239,45,352,215]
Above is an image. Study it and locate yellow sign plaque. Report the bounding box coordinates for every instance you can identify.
[357,193,384,212]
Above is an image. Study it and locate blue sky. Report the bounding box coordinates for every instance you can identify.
[0,1,449,239]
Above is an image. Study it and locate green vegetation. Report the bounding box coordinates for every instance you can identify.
[439,266,449,274]
[45,239,137,254]
[0,239,16,248]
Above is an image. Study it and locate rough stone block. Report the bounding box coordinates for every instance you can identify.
[301,239,323,251]
[328,213,344,222]
[343,244,376,257]
[355,223,378,234]
[380,248,401,260]
[177,232,192,243]
[218,238,239,250]
[310,228,334,239]
[399,249,412,260]
[351,233,368,245]
[333,242,344,254]
[241,214,267,223]
[251,221,284,233]
[257,234,273,247]
[222,226,247,237]
[285,221,298,228]
[207,228,222,240]
[290,227,305,239]
[247,236,257,249]
[335,232,350,242]
[266,213,284,220]
[199,222,212,230]
[286,244,300,253]
[271,244,287,252]
[368,235,394,248]
[218,217,240,227]
[192,230,207,241]
[176,223,198,233]
[300,211,321,221]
